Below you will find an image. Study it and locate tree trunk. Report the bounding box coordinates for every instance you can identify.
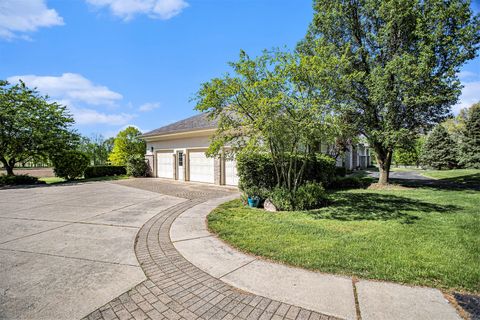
[374,145,393,185]
[0,158,14,176]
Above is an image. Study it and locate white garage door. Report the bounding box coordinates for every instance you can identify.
[225,159,239,186]
[157,152,174,178]
[189,151,215,183]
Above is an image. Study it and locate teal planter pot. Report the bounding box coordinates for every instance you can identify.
[247,196,260,208]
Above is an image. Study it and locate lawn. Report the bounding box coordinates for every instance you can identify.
[420,169,480,185]
[39,175,130,184]
[208,186,480,293]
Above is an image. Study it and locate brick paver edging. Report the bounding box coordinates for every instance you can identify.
[82,198,340,320]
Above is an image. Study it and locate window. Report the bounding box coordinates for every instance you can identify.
[178,152,183,166]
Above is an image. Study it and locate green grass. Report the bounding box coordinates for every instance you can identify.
[420,169,480,185]
[208,187,480,293]
[39,175,129,185]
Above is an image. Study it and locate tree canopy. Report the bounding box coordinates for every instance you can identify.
[0,80,78,175]
[299,0,480,183]
[108,126,146,166]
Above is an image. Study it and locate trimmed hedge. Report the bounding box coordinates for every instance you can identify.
[0,174,43,186]
[236,152,336,194]
[84,165,126,179]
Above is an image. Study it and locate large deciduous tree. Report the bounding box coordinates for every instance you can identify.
[299,0,480,184]
[108,126,146,166]
[0,80,77,175]
[195,50,337,192]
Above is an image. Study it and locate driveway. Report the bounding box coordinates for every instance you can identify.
[0,179,232,319]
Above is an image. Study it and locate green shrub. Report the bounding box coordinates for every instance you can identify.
[270,182,329,211]
[334,166,347,177]
[52,150,90,180]
[0,174,42,185]
[236,152,336,194]
[236,152,277,192]
[295,182,329,210]
[126,155,148,177]
[328,176,371,190]
[270,187,294,211]
[304,153,336,185]
[84,165,126,179]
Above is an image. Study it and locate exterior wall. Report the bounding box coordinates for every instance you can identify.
[145,154,154,177]
[145,134,225,185]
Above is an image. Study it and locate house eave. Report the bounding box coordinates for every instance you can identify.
[142,128,216,142]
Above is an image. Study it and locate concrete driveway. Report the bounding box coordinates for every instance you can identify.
[0,181,186,319]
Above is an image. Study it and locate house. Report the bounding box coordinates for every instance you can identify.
[142,113,239,186]
[143,113,371,186]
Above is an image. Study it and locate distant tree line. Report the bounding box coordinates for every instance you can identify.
[393,102,480,169]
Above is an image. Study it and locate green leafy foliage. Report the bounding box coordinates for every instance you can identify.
[195,50,340,193]
[393,136,425,167]
[236,152,277,193]
[299,0,480,183]
[236,152,336,196]
[0,80,78,176]
[126,155,149,177]
[78,135,114,166]
[52,150,90,180]
[109,126,146,166]
[294,182,329,210]
[0,174,42,185]
[458,102,480,168]
[421,125,458,169]
[84,165,126,179]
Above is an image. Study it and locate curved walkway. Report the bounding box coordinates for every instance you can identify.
[82,196,340,320]
[83,188,461,320]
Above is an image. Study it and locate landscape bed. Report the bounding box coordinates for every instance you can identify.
[208,186,480,293]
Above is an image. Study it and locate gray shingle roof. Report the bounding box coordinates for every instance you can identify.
[142,113,218,137]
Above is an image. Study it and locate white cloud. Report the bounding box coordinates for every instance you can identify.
[7,73,123,106]
[453,81,480,114]
[139,102,160,112]
[0,0,64,40]
[7,74,135,126]
[71,106,136,125]
[86,0,188,21]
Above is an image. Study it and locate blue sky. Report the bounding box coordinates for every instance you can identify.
[1,0,479,138]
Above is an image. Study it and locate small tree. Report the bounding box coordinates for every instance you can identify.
[458,102,480,168]
[108,126,146,166]
[421,125,457,169]
[393,136,425,167]
[0,80,78,175]
[78,134,112,166]
[195,50,337,193]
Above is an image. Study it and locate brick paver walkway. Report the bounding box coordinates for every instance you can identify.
[82,196,339,320]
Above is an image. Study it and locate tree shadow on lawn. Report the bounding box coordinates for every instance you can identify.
[310,193,459,223]
[390,173,480,191]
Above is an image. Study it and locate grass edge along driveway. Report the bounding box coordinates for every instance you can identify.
[208,186,479,294]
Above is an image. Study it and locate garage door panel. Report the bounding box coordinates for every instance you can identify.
[157,153,174,178]
[225,159,239,186]
[189,152,214,183]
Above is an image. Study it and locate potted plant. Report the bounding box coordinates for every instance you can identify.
[244,186,261,208]
[247,195,260,208]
